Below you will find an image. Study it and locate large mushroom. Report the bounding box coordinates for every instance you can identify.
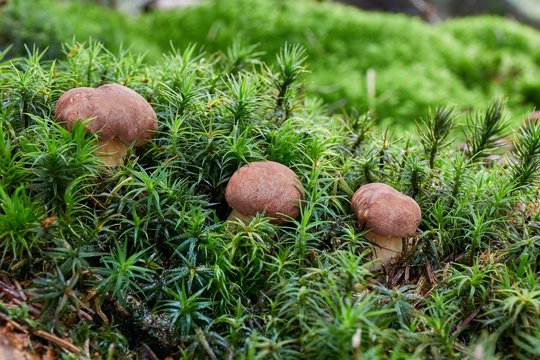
[351,183,421,269]
[225,161,304,224]
[55,83,157,166]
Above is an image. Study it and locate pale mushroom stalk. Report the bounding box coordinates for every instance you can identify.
[96,138,129,168]
[363,231,403,268]
[227,209,253,223]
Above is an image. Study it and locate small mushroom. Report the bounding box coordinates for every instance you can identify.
[225,161,304,224]
[351,183,421,269]
[55,83,157,166]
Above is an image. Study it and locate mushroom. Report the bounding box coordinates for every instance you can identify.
[55,83,157,166]
[225,161,304,224]
[351,183,421,269]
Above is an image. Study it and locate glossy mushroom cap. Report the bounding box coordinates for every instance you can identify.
[225,161,304,223]
[55,83,157,166]
[351,183,421,238]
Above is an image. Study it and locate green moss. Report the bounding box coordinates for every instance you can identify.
[0,0,159,60]
[441,16,540,114]
[147,0,476,122]
[2,0,540,124]
[2,41,540,358]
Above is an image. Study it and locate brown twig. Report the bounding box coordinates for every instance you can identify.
[195,328,218,360]
[452,306,482,335]
[32,329,81,354]
[1,310,82,355]
[141,343,160,360]
[426,259,436,284]
[413,285,435,308]
[89,195,108,210]
[408,0,442,23]
[9,298,41,317]
[12,279,26,301]
[69,306,93,322]
[0,281,22,301]
[391,268,404,287]
[94,295,109,325]
[0,312,29,334]
[404,265,410,283]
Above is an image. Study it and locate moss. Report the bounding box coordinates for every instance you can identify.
[0,0,159,60]
[3,41,540,358]
[1,0,539,124]
[127,0,540,123]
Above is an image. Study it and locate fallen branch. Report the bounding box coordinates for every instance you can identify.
[195,328,218,360]
[408,0,442,23]
[0,312,29,334]
[32,329,81,354]
[0,305,82,355]
[452,306,482,335]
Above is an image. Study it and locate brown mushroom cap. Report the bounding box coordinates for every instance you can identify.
[54,83,157,146]
[351,183,421,238]
[225,161,304,223]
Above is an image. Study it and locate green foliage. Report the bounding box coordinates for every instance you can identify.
[96,241,155,301]
[141,0,540,123]
[2,0,540,124]
[0,40,539,358]
[511,116,540,188]
[25,118,102,213]
[464,99,509,162]
[0,0,158,60]
[0,186,43,264]
[417,106,455,169]
[159,286,213,337]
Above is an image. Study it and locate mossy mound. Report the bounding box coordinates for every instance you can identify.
[2,40,540,359]
[1,0,539,124]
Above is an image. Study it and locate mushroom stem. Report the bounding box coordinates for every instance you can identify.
[96,138,128,167]
[364,231,403,270]
[227,209,253,224]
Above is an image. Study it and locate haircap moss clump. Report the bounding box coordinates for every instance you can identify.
[0,41,540,359]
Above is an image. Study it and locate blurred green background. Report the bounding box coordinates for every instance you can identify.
[1,0,540,126]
